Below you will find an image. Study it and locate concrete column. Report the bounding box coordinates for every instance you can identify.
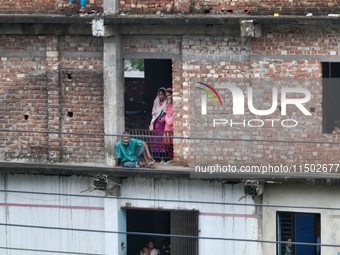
[104,198,126,255]
[46,35,63,163]
[103,27,125,165]
[104,0,119,13]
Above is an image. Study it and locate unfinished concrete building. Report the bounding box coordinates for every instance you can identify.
[1,0,340,254]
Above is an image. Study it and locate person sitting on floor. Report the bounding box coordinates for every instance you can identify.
[114,131,155,168]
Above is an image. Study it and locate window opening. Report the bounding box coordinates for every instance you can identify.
[124,59,173,161]
[322,62,340,133]
[126,209,198,255]
[277,212,320,255]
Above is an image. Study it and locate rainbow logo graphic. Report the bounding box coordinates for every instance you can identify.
[196,82,223,115]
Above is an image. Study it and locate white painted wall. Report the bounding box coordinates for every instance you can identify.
[0,174,106,255]
[120,178,261,255]
[0,175,261,255]
[262,183,340,255]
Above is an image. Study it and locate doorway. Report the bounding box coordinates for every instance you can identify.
[126,209,199,255]
[124,59,173,130]
[126,209,170,255]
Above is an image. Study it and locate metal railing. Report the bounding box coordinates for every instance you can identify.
[126,129,173,161]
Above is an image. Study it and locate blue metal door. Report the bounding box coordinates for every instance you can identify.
[295,213,315,255]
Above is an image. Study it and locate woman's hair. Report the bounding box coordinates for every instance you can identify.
[158,88,166,95]
[166,87,172,94]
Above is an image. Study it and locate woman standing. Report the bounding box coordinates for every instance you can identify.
[164,88,174,163]
[149,87,167,154]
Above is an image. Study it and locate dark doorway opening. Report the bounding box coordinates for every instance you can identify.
[124,59,172,130]
[126,209,170,255]
[126,209,199,255]
[321,62,340,133]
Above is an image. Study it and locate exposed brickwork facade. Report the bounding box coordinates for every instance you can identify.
[0,0,103,14]
[1,2,340,167]
[123,36,181,55]
[0,35,105,163]
[120,30,340,166]
[252,25,340,57]
[2,26,340,165]
[185,26,340,166]
[119,0,339,15]
[0,0,338,14]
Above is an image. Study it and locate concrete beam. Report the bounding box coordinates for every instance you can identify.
[1,162,340,185]
[0,24,91,35]
[0,162,192,179]
[251,55,340,61]
[123,52,181,60]
[1,14,340,26]
[94,23,239,37]
[120,24,239,35]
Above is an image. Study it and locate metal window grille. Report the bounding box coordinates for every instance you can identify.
[171,210,199,255]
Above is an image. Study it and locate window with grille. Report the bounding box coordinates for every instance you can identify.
[277,212,320,255]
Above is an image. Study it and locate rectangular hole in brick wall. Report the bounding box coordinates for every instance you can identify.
[124,59,173,130]
[124,58,173,161]
[322,62,340,133]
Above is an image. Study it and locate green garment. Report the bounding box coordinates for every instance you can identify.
[115,138,144,166]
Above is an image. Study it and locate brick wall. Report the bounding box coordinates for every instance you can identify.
[0,35,49,161]
[252,25,340,57]
[119,0,340,15]
[189,68,326,166]
[0,34,105,163]
[0,0,103,14]
[186,25,340,167]
[123,35,181,55]
[123,27,340,166]
[172,60,186,165]
[0,0,337,14]
[2,24,340,166]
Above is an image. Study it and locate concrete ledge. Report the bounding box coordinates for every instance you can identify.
[1,14,340,26]
[0,161,191,179]
[1,162,340,186]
